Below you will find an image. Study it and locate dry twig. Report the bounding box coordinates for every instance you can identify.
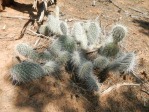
[141,89,149,95]
[100,83,140,96]
[108,0,125,12]
[129,7,144,14]
[0,15,36,21]
[34,38,41,47]
[27,29,50,39]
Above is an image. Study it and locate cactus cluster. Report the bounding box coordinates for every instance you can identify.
[98,25,127,59]
[11,11,137,93]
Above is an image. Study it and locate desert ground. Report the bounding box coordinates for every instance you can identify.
[0,0,149,112]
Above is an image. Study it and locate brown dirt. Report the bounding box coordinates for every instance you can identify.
[0,0,149,112]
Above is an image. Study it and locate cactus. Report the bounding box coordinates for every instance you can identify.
[48,39,62,57]
[110,52,136,73]
[93,56,109,70]
[58,35,77,53]
[66,51,86,73]
[38,50,54,62]
[38,24,49,36]
[72,22,83,41]
[43,60,60,75]
[80,38,88,50]
[47,15,62,35]
[60,21,68,35]
[11,19,135,92]
[99,42,119,58]
[72,22,88,49]
[78,61,99,91]
[111,24,127,43]
[82,21,91,32]
[55,5,60,19]
[86,22,101,45]
[10,61,45,82]
[56,51,71,65]
[16,43,32,57]
[98,52,136,82]
[84,75,99,92]
[70,51,82,67]
[16,43,38,61]
[124,52,136,73]
[78,61,93,79]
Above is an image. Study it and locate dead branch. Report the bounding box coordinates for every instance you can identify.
[27,29,50,39]
[34,38,41,47]
[109,0,125,12]
[38,1,46,23]
[141,89,149,95]
[128,7,144,14]
[130,72,144,84]
[0,37,16,41]
[38,9,45,23]
[100,83,140,96]
[0,15,36,21]
[32,0,55,22]
[32,0,38,10]
[15,56,22,63]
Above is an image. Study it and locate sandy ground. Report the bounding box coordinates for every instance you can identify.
[0,0,149,112]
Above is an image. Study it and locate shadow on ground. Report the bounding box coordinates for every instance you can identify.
[14,77,64,112]
[133,19,149,36]
[13,74,149,112]
[13,74,102,112]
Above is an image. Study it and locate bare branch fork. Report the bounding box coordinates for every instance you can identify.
[32,0,55,22]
